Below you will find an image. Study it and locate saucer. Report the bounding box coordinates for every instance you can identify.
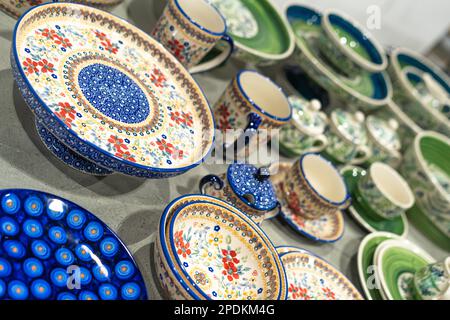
[285,4,392,112]
[278,249,363,300]
[12,3,214,178]
[341,166,408,237]
[209,0,294,65]
[36,121,112,176]
[270,162,344,243]
[374,239,435,300]
[357,232,401,300]
[0,189,147,300]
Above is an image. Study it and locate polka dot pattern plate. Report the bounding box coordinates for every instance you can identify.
[0,189,147,300]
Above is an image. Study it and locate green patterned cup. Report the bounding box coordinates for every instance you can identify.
[414,257,450,300]
[357,162,415,220]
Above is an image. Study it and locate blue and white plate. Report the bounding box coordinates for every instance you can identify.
[0,189,147,300]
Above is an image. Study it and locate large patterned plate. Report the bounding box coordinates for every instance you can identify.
[0,189,147,300]
[11,3,214,178]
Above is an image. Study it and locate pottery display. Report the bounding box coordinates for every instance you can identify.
[269,162,345,243]
[199,163,280,224]
[318,10,387,76]
[414,257,450,300]
[357,163,414,220]
[208,0,295,66]
[324,109,371,165]
[279,247,363,300]
[389,47,450,136]
[342,166,408,236]
[285,4,392,112]
[276,96,329,158]
[151,0,234,74]
[401,131,450,238]
[155,194,288,300]
[365,116,402,168]
[374,239,435,300]
[11,3,215,178]
[0,189,147,300]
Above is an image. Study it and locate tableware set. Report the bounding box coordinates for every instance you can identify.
[1,0,449,301]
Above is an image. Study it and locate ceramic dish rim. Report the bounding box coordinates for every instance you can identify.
[390,47,450,131]
[285,3,393,107]
[0,188,148,300]
[321,8,388,72]
[11,2,216,175]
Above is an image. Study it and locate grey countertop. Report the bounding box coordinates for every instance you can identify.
[0,0,447,300]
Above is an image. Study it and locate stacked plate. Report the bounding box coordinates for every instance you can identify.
[12,3,215,178]
[155,194,288,300]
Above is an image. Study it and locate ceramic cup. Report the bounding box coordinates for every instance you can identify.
[318,9,387,76]
[357,162,415,220]
[152,0,234,73]
[283,153,351,219]
[414,257,450,300]
[214,70,292,152]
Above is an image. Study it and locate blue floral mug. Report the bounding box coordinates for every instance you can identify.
[152,0,233,73]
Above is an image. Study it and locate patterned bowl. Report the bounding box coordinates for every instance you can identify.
[155,194,288,300]
[11,3,215,178]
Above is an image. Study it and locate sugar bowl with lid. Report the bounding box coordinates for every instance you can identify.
[199,162,280,224]
[324,109,371,165]
[277,96,329,158]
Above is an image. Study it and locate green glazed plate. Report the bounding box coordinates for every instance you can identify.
[357,232,401,300]
[341,166,408,236]
[374,239,435,300]
[210,0,291,55]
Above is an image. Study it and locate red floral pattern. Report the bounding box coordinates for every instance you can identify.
[221,249,240,282]
[150,68,167,88]
[38,59,55,73]
[156,138,174,155]
[23,58,39,75]
[322,287,336,300]
[39,28,72,48]
[167,39,185,62]
[55,102,76,128]
[289,284,311,300]
[176,239,191,258]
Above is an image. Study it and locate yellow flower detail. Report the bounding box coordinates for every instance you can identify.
[208,232,223,246]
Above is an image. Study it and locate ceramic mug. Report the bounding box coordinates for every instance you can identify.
[282,153,351,219]
[414,257,450,300]
[357,162,415,220]
[152,0,234,73]
[214,70,292,153]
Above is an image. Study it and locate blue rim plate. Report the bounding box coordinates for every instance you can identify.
[11,3,215,178]
[0,189,148,300]
[158,195,288,300]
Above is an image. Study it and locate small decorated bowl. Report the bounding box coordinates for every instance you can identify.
[155,194,288,300]
[365,115,402,168]
[318,9,387,76]
[324,109,371,165]
[199,163,280,224]
[277,97,329,158]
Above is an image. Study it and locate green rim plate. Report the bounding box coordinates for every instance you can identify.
[210,0,291,55]
[357,232,401,300]
[341,166,407,236]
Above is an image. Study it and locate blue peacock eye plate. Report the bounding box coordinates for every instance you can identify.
[0,189,148,300]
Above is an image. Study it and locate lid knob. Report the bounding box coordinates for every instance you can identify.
[255,167,271,182]
[308,99,322,112]
[354,111,365,123]
[388,119,399,131]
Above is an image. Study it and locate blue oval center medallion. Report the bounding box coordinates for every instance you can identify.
[78,63,150,124]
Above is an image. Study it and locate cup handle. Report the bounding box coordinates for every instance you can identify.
[189,34,234,74]
[199,174,224,194]
[307,134,328,153]
[351,145,372,165]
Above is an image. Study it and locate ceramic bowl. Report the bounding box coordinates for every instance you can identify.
[401,131,450,226]
[318,9,387,76]
[155,194,288,300]
[11,3,215,178]
[389,47,450,136]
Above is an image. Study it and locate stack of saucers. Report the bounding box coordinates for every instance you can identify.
[154,194,288,300]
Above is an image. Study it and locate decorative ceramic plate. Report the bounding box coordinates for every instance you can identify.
[374,239,435,300]
[276,245,308,256]
[285,4,391,111]
[270,163,344,243]
[0,0,123,20]
[0,189,147,300]
[341,166,408,237]
[209,0,293,63]
[279,250,363,300]
[162,200,288,300]
[357,232,400,300]
[12,3,214,178]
